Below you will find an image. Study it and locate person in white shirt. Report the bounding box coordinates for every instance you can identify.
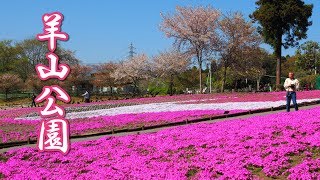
[82,90,90,103]
[283,72,299,112]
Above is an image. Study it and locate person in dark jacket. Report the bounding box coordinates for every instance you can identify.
[31,94,36,107]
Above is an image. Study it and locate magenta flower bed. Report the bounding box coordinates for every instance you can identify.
[0,119,39,143]
[95,90,320,104]
[178,90,320,104]
[2,90,320,120]
[0,107,42,119]
[70,109,240,133]
[0,110,243,143]
[59,90,320,105]
[1,107,319,179]
[1,90,319,122]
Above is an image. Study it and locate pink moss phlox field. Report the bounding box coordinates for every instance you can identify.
[70,109,238,133]
[0,110,243,143]
[2,90,320,119]
[0,107,42,119]
[1,107,319,179]
[1,91,319,122]
[61,90,319,105]
[178,90,320,104]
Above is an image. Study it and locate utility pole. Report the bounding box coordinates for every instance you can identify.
[206,62,212,93]
[128,42,136,59]
[209,61,212,93]
[314,46,317,75]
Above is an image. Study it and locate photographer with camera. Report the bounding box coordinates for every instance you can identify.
[284,72,300,112]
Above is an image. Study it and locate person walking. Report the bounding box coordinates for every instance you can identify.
[82,90,90,103]
[283,72,300,112]
[268,83,272,92]
[31,94,36,107]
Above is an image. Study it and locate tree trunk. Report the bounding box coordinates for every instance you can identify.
[76,85,79,96]
[110,86,113,95]
[5,90,8,100]
[199,66,202,94]
[133,79,139,96]
[169,74,174,96]
[197,50,203,94]
[257,78,260,91]
[275,34,282,90]
[221,63,227,92]
[133,84,137,95]
[234,80,238,91]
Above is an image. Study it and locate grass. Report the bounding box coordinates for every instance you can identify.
[311,147,320,159]
[0,93,32,99]
[0,154,8,162]
[186,167,199,179]
[248,165,275,180]
[0,97,32,107]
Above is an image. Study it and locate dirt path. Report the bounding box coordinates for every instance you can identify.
[1,104,318,153]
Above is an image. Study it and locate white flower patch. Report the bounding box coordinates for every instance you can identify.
[18,98,320,120]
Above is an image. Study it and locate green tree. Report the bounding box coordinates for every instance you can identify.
[16,39,47,67]
[16,38,80,82]
[176,66,202,93]
[250,0,313,89]
[13,58,30,82]
[282,55,298,77]
[0,40,20,73]
[296,41,320,74]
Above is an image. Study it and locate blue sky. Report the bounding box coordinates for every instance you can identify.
[0,0,319,64]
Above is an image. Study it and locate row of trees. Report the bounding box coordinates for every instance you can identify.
[0,8,267,98]
[0,39,80,99]
[0,39,79,82]
[0,1,316,98]
[0,39,319,99]
[160,0,313,92]
[282,40,320,89]
[251,0,313,89]
[160,8,263,92]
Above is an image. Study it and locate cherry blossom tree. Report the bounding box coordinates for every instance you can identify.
[25,75,52,93]
[92,62,117,94]
[63,65,93,96]
[160,6,221,93]
[151,50,190,95]
[112,54,150,94]
[55,48,80,66]
[0,73,23,100]
[218,12,262,92]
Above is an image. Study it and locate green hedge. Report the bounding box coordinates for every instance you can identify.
[315,76,320,89]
